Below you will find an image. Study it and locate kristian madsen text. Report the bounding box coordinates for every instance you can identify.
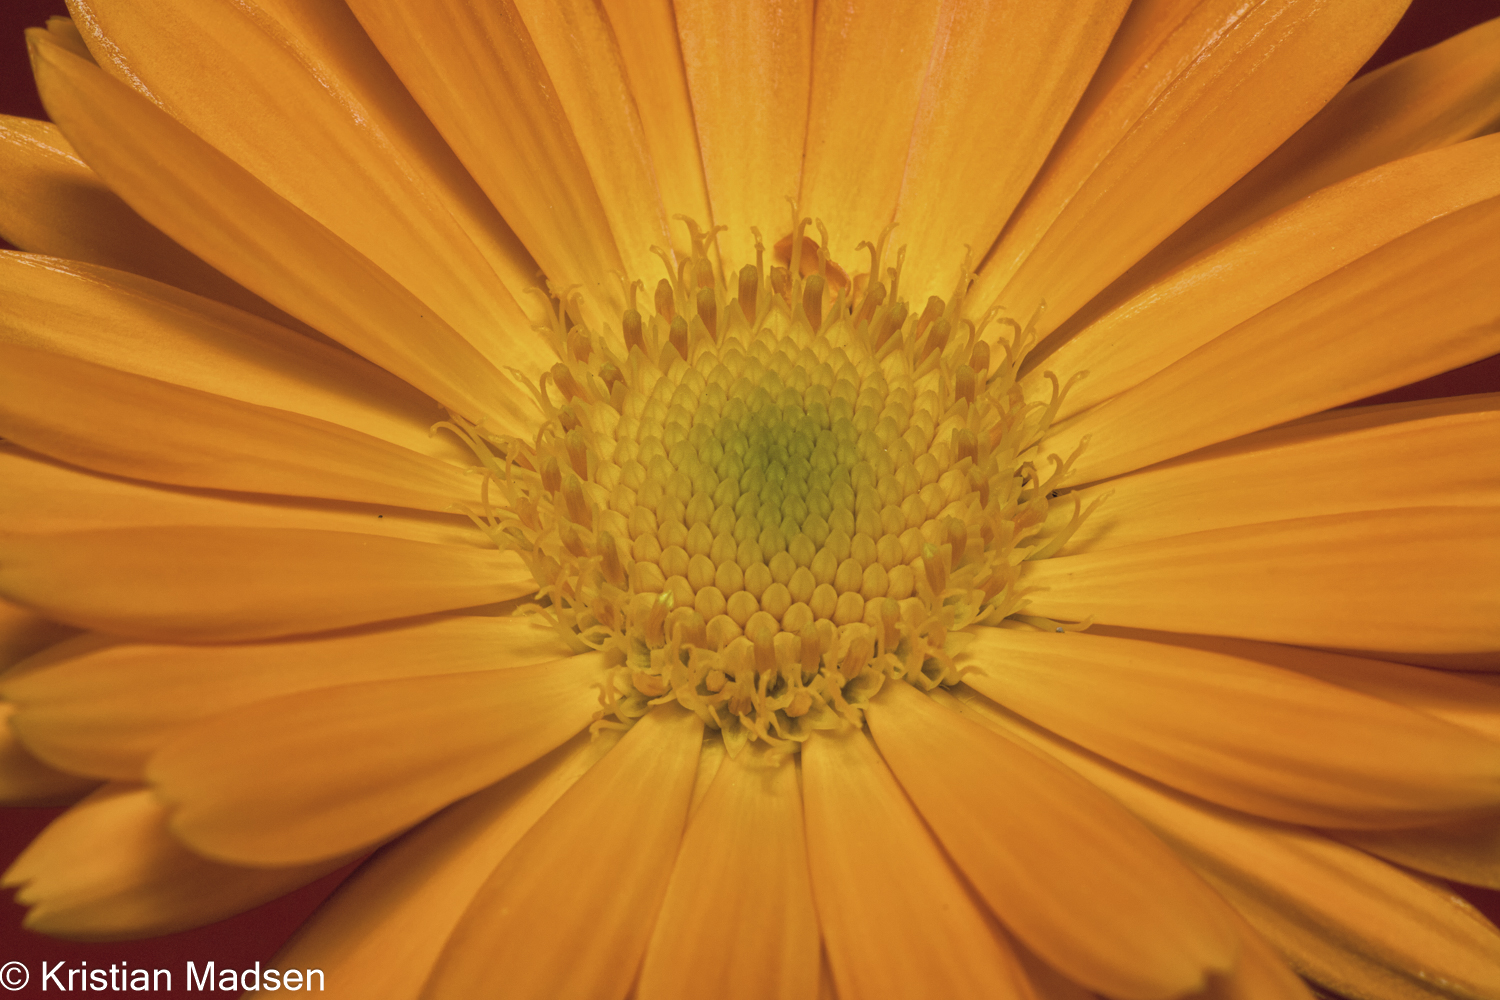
[35,960,325,990]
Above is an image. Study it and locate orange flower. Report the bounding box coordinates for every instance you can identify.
[2,2,1499,998]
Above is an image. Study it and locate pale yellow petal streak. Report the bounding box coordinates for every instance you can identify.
[1048,395,1500,555]
[960,629,1500,827]
[966,686,1500,1000]
[65,0,547,376]
[675,0,812,279]
[4,616,573,782]
[148,654,605,867]
[1023,507,1500,657]
[2,784,345,939]
[344,0,626,322]
[638,745,820,1000]
[268,730,621,1000]
[866,680,1237,1000]
[971,0,1407,339]
[421,708,702,999]
[895,0,1130,300]
[29,35,536,435]
[1045,195,1500,482]
[1031,134,1500,420]
[801,727,1029,1000]
[0,527,533,643]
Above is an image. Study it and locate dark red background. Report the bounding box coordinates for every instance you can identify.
[1,0,1498,993]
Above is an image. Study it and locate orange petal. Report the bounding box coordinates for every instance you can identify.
[30,34,537,434]
[0,343,475,512]
[67,0,545,376]
[1023,507,1500,656]
[0,115,308,332]
[1336,813,1500,891]
[638,744,820,1000]
[971,0,1406,338]
[866,680,1237,1000]
[1049,394,1500,555]
[5,615,573,781]
[344,0,627,322]
[0,252,469,463]
[1043,194,1500,483]
[269,729,620,1000]
[148,652,604,866]
[1031,134,1500,422]
[0,526,531,642]
[2,784,344,939]
[421,707,702,998]
[0,703,96,806]
[675,0,812,280]
[960,627,1500,828]
[0,597,76,671]
[894,0,1130,300]
[801,726,1030,1000]
[947,684,1500,1000]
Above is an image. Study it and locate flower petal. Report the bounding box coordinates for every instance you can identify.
[2,784,344,939]
[947,685,1500,1000]
[269,729,621,1000]
[638,744,820,1000]
[0,252,468,463]
[0,115,307,332]
[866,680,1237,1000]
[344,0,628,321]
[801,726,1030,1000]
[1031,134,1500,422]
[0,703,96,806]
[148,652,604,866]
[30,33,537,434]
[4,615,572,781]
[961,628,1500,827]
[1049,395,1500,555]
[421,707,702,999]
[1043,194,1500,483]
[969,0,1406,337]
[0,526,531,642]
[893,0,1130,299]
[67,0,545,375]
[0,597,76,671]
[1023,507,1500,656]
[1336,812,1500,891]
[675,0,812,279]
[0,343,475,511]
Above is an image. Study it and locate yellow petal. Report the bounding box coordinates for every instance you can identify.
[270,729,620,1000]
[421,707,702,998]
[638,744,820,1000]
[0,343,475,512]
[0,597,76,671]
[2,784,344,939]
[970,0,1406,338]
[947,685,1500,1000]
[0,252,469,463]
[866,680,1237,1000]
[0,526,531,642]
[0,703,96,806]
[1136,15,1500,286]
[148,652,604,866]
[30,33,536,434]
[675,0,812,278]
[0,115,309,333]
[67,0,545,377]
[1043,194,1500,483]
[801,726,1030,1000]
[1031,134,1500,422]
[1023,507,1500,656]
[5,615,572,781]
[1336,812,1500,891]
[1049,394,1500,555]
[893,0,1130,299]
[961,628,1500,827]
[343,0,628,322]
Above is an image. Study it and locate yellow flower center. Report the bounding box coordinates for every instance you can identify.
[446,219,1090,752]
